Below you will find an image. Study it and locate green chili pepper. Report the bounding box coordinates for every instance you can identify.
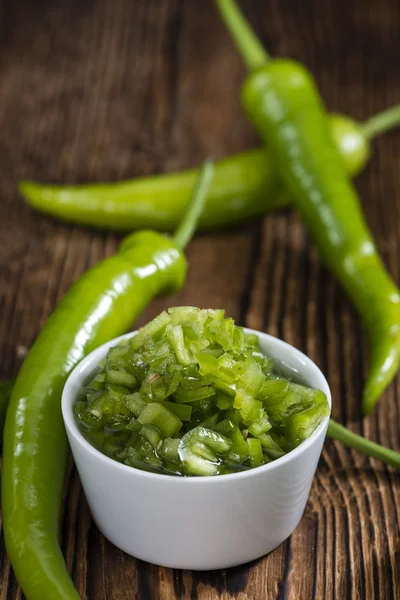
[0,380,13,445]
[2,161,214,600]
[216,0,400,415]
[18,106,400,232]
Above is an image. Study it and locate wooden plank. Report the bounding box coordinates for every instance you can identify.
[0,0,399,598]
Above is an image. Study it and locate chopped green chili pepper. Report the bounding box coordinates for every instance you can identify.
[19,107,400,232]
[159,437,181,464]
[286,402,333,447]
[74,307,330,476]
[2,162,214,600]
[163,400,193,421]
[138,403,183,437]
[247,437,264,467]
[216,0,400,414]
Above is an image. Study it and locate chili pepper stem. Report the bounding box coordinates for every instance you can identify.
[327,419,400,469]
[216,0,400,142]
[173,160,215,250]
[216,0,269,70]
[361,105,400,140]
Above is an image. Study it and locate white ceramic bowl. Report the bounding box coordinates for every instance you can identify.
[62,329,331,570]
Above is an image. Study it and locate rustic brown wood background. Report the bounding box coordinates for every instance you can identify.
[0,0,399,598]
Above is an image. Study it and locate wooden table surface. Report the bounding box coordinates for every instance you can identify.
[0,0,399,598]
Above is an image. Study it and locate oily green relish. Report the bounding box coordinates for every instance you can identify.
[74,307,330,476]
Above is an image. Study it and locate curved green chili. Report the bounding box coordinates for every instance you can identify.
[19,106,400,233]
[2,162,213,600]
[216,0,400,415]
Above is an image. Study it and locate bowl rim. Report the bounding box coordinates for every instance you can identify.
[62,328,331,484]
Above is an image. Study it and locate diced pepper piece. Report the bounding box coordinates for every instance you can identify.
[106,369,137,388]
[159,438,181,464]
[268,431,294,453]
[227,427,249,464]
[181,322,202,341]
[233,388,247,409]
[196,349,219,375]
[225,408,242,425]
[238,361,264,395]
[122,439,162,472]
[147,341,171,363]
[204,308,225,321]
[165,371,182,396]
[251,351,274,376]
[258,434,287,459]
[107,384,129,399]
[179,451,218,476]
[180,426,231,453]
[216,395,234,410]
[247,438,264,467]
[123,392,147,417]
[196,397,217,416]
[178,426,231,476]
[102,432,132,458]
[179,366,210,389]
[131,310,172,349]
[247,409,272,437]
[199,412,219,428]
[85,372,106,392]
[86,391,104,405]
[211,418,236,435]
[140,424,162,449]
[285,394,330,446]
[173,384,215,403]
[213,379,236,398]
[236,392,263,425]
[214,317,235,350]
[169,306,203,325]
[167,324,194,366]
[198,428,231,453]
[232,326,245,352]
[186,338,211,357]
[140,372,168,401]
[106,343,132,371]
[89,393,131,419]
[258,378,289,398]
[260,379,319,425]
[126,418,141,432]
[244,332,259,348]
[163,400,193,421]
[216,353,238,383]
[190,442,218,462]
[74,400,104,429]
[138,403,182,438]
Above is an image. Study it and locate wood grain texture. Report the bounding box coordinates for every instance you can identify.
[0,0,399,598]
